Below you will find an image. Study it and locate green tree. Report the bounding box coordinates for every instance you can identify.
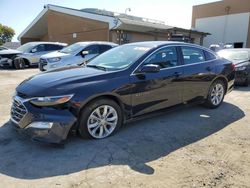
[0,24,15,45]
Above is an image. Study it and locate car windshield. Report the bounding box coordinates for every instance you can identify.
[16,43,36,53]
[218,50,249,62]
[87,45,151,70]
[60,43,87,54]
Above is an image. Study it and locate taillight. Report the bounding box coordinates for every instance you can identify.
[232,63,236,71]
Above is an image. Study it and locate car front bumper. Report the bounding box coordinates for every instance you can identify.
[10,96,77,144]
[0,58,12,67]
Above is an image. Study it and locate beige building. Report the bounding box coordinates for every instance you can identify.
[192,0,250,48]
[18,4,208,45]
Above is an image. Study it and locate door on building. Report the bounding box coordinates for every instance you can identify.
[234,42,243,48]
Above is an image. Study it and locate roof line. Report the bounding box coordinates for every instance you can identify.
[17,6,49,40]
[18,4,120,40]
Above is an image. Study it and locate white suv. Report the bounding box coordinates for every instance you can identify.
[39,41,117,71]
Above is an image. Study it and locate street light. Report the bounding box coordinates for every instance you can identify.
[125,8,131,14]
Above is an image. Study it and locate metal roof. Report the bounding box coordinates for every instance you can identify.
[18,4,209,40]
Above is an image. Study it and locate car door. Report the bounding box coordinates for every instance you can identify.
[29,44,47,64]
[180,46,217,103]
[130,46,184,116]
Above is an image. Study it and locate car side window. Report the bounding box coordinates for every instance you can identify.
[46,44,64,51]
[181,47,205,65]
[31,44,45,53]
[204,50,217,61]
[144,46,178,69]
[84,45,99,55]
[99,45,112,53]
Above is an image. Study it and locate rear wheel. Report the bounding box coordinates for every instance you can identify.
[204,80,225,109]
[78,99,123,139]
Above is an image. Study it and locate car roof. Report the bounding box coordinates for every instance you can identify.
[123,41,214,53]
[74,41,118,46]
[25,41,67,46]
[219,48,250,52]
[124,41,195,48]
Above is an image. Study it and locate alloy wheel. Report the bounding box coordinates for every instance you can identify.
[210,83,224,106]
[87,105,118,139]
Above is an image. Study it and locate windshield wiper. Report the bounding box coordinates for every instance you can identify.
[87,65,107,71]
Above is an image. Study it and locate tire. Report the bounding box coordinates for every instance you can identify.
[13,59,20,69]
[78,98,123,139]
[243,78,249,87]
[204,80,226,109]
[13,58,25,69]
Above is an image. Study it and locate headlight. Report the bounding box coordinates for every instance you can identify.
[48,57,61,63]
[26,122,53,129]
[236,66,247,71]
[30,94,73,106]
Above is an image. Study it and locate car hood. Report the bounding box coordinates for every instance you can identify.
[41,51,70,59]
[0,49,21,55]
[16,66,106,97]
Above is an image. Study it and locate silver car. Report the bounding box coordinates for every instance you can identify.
[16,42,67,68]
[39,41,117,71]
[0,42,67,69]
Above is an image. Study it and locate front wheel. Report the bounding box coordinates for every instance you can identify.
[204,80,225,109]
[78,99,123,139]
[243,77,249,87]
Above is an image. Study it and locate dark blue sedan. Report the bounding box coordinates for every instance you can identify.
[11,41,235,144]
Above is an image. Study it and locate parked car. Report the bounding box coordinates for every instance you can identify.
[39,41,117,71]
[0,46,8,51]
[218,49,250,86]
[0,42,67,69]
[11,41,235,144]
[0,48,21,68]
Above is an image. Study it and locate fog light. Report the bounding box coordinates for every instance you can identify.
[26,122,53,129]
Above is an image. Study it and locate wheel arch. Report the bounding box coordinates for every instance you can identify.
[211,76,228,92]
[78,93,126,121]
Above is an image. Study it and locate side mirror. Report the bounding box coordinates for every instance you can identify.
[81,51,89,57]
[31,48,37,53]
[140,64,160,73]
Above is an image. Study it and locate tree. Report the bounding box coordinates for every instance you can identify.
[0,24,15,45]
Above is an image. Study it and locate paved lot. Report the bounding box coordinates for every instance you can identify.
[0,68,250,188]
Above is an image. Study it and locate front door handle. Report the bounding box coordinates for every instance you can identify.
[173,72,183,77]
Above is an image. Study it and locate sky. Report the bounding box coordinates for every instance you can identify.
[0,0,218,42]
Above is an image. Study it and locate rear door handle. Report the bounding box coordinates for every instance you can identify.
[206,66,212,71]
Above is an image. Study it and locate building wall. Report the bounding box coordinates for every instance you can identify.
[192,0,250,27]
[46,10,109,44]
[20,37,40,44]
[195,13,250,47]
[192,0,250,47]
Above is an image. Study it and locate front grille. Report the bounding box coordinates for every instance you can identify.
[11,97,27,123]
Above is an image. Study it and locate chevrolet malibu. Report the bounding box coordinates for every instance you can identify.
[11,41,235,144]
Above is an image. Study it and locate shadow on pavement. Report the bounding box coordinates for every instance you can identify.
[0,102,245,179]
[234,86,250,92]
